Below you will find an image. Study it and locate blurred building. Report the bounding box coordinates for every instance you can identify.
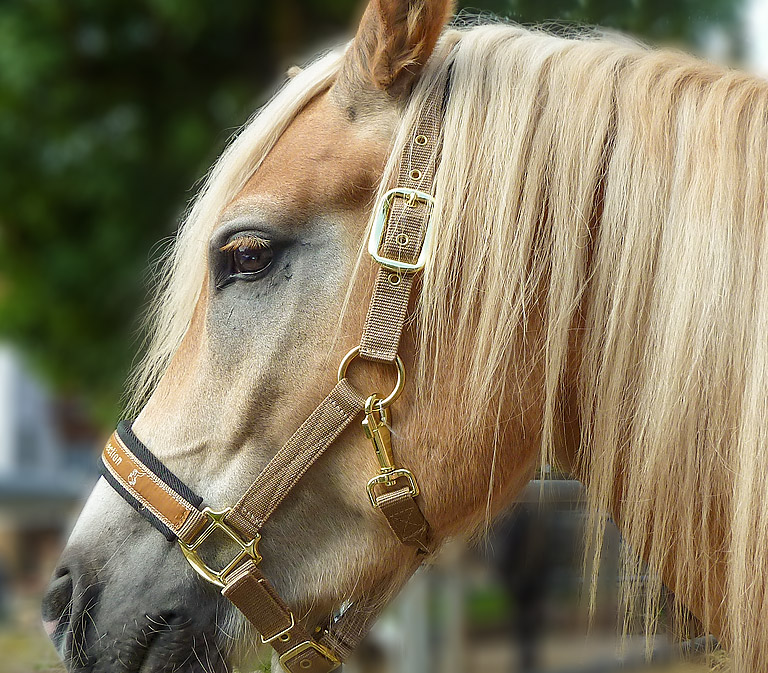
[747,0,768,75]
[0,346,99,592]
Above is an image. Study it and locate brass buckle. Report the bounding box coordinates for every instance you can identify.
[279,640,340,672]
[179,507,261,589]
[368,187,435,272]
[366,468,420,508]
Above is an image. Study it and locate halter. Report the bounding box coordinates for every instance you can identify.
[99,76,448,673]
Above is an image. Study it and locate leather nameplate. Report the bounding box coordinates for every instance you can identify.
[101,432,192,533]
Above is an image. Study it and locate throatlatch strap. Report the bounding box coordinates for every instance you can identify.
[99,422,206,543]
[320,558,423,661]
[225,379,366,541]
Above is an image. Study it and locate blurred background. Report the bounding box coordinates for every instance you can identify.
[0,0,762,671]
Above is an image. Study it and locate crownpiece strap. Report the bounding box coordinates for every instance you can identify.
[359,83,444,364]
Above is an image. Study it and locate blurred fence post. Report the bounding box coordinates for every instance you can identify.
[400,568,431,673]
[437,540,465,673]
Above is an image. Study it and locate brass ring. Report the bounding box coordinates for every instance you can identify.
[338,346,405,408]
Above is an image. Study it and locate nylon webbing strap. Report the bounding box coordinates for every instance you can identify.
[359,83,444,363]
[224,560,417,671]
[357,80,447,554]
[100,422,207,543]
[223,561,340,672]
[218,78,447,662]
[225,378,365,540]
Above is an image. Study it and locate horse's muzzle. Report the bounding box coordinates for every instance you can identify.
[41,549,231,673]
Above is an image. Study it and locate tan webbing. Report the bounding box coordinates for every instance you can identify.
[353,83,446,556]
[359,84,444,363]
[226,379,365,540]
[223,561,340,672]
[224,560,421,672]
[219,84,447,662]
[225,80,445,554]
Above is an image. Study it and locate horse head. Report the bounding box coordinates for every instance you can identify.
[41,2,546,671]
[44,0,768,670]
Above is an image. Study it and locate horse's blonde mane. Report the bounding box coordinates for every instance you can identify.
[401,23,767,671]
[131,20,768,670]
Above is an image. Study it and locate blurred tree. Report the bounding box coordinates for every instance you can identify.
[0,0,742,424]
[472,0,740,49]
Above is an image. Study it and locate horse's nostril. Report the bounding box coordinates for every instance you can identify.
[41,566,73,645]
[42,567,73,620]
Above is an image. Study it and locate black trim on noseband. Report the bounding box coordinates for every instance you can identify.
[98,421,204,542]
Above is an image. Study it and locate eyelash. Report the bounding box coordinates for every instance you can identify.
[219,234,271,253]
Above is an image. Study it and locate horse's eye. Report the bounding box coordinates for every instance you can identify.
[219,235,274,280]
[233,244,273,275]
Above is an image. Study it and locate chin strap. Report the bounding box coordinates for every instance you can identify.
[100,72,448,672]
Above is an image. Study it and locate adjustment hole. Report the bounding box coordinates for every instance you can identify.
[279,633,291,642]
[415,134,428,146]
[396,233,409,246]
[300,661,312,669]
[388,273,402,287]
[409,169,422,180]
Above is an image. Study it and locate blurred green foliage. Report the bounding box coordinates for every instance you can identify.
[472,0,740,47]
[0,0,742,423]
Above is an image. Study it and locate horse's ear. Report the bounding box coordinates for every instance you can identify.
[339,0,454,98]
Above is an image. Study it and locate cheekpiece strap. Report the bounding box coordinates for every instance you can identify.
[225,378,366,541]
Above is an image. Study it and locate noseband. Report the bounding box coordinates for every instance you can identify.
[99,76,448,673]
